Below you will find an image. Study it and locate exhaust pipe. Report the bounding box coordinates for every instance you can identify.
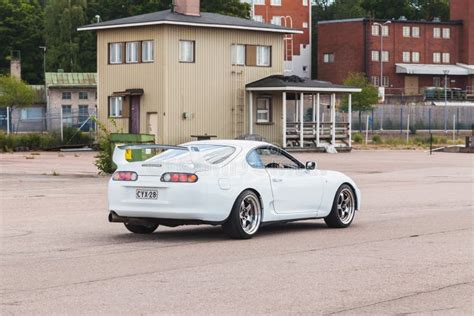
[108,211,126,223]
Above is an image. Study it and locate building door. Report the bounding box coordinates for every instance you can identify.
[146,112,158,140]
[405,76,419,96]
[130,96,140,134]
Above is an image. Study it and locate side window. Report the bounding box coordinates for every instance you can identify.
[246,149,264,168]
[256,147,302,169]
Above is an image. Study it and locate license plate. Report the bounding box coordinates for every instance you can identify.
[136,189,158,200]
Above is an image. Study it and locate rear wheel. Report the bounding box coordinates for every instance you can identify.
[124,222,159,234]
[324,184,356,228]
[222,190,262,239]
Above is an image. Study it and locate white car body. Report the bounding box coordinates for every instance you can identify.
[108,140,361,228]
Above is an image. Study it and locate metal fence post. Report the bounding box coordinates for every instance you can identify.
[406,114,410,144]
[60,107,64,142]
[6,106,10,134]
[400,107,403,134]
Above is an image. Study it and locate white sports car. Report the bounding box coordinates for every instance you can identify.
[109,140,361,239]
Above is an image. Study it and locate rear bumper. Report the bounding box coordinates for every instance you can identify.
[108,211,225,226]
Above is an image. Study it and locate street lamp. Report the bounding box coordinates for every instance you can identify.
[373,21,391,130]
[443,69,449,133]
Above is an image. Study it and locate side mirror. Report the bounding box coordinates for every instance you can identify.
[306,161,317,170]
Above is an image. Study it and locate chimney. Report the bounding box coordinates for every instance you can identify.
[10,51,21,80]
[173,0,200,16]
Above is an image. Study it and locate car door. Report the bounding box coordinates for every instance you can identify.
[256,146,324,215]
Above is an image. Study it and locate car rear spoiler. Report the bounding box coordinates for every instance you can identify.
[112,144,204,168]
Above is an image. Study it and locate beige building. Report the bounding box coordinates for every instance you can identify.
[79,0,359,149]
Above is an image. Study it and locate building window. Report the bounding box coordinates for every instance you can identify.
[302,0,308,5]
[126,42,139,63]
[270,0,281,6]
[79,105,89,123]
[371,25,379,36]
[433,77,441,87]
[403,26,410,37]
[382,25,389,37]
[323,53,335,63]
[412,26,420,38]
[109,43,123,64]
[179,40,195,63]
[412,52,420,63]
[371,51,379,61]
[382,51,389,62]
[62,92,72,100]
[442,53,450,63]
[142,41,154,62]
[253,15,263,22]
[62,105,72,126]
[20,108,43,120]
[109,97,123,118]
[253,0,264,4]
[79,92,88,100]
[302,22,308,28]
[371,76,380,86]
[433,27,441,38]
[256,46,271,67]
[256,97,271,123]
[382,76,389,87]
[442,28,450,39]
[433,52,441,63]
[231,44,245,66]
[271,16,281,26]
[402,51,411,62]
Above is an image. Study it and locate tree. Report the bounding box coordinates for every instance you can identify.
[0,75,38,108]
[340,73,379,132]
[0,0,44,84]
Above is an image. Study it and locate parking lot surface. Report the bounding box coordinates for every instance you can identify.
[1,150,473,315]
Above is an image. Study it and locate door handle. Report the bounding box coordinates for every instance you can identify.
[272,178,283,182]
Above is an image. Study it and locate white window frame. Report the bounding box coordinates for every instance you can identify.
[256,97,271,123]
[271,16,281,26]
[382,25,389,37]
[371,25,379,36]
[253,0,265,4]
[179,40,195,63]
[253,15,263,22]
[323,53,335,63]
[402,51,411,62]
[382,51,389,62]
[412,26,420,38]
[126,42,139,63]
[371,50,379,62]
[403,26,410,37]
[256,46,271,67]
[442,53,450,63]
[442,28,450,39]
[109,97,123,118]
[270,0,281,6]
[382,76,390,87]
[433,52,441,63]
[412,52,420,63]
[302,22,308,28]
[371,76,380,86]
[142,40,154,62]
[302,0,309,5]
[109,43,123,64]
[433,27,441,38]
[231,44,245,66]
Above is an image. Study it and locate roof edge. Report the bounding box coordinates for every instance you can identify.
[318,17,463,25]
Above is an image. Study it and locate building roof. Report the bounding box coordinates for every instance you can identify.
[457,63,474,75]
[45,72,97,88]
[395,64,470,76]
[78,9,302,34]
[318,17,462,25]
[246,75,361,93]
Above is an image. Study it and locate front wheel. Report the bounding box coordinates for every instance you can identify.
[124,222,159,234]
[222,190,262,239]
[324,184,356,228]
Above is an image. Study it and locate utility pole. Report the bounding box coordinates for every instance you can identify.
[443,70,449,133]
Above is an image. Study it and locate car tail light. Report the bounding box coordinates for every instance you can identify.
[112,171,138,181]
[161,173,198,183]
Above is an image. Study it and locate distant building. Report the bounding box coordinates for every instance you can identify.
[317,0,473,98]
[242,0,311,78]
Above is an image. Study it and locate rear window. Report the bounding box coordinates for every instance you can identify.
[148,145,236,165]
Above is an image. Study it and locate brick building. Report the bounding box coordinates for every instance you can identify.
[317,0,473,97]
[242,0,311,78]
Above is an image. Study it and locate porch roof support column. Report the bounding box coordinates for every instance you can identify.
[316,93,320,147]
[348,94,352,147]
[249,91,253,134]
[300,92,304,148]
[282,91,287,148]
[331,93,336,145]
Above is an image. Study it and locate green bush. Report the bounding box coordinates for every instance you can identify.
[372,134,382,144]
[62,127,93,145]
[353,133,363,143]
[93,118,116,174]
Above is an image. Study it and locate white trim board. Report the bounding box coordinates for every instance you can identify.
[246,87,361,93]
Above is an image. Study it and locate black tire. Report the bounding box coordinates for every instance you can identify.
[124,222,159,234]
[324,184,356,228]
[222,190,262,239]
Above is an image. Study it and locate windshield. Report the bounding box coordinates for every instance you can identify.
[147,145,236,165]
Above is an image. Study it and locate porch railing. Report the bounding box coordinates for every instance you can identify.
[285,122,350,147]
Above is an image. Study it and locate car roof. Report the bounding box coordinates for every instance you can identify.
[182,139,272,151]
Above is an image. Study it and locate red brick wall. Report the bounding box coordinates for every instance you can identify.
[317,21,366,84]
[253,1,310,57]
[450,0,474,64]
